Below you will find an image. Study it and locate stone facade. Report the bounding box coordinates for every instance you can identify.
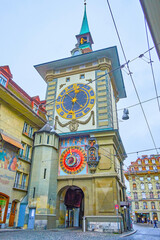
[125,155,160,223]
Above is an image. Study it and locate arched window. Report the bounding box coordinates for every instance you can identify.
[142,192,146,199]
[158,192,160,199]
[138,160,141,164]
[141,183,145,190]
[150,192,154,199]
[145,159,148,164]
[143,202,147,209]
[146,166,149,171]
[133,183,137,190]
[148,183,153,190]
[134,192,138,200]
[156,183,160,190]
[151,202,156,209]
[135,202,139,209]
[139,167,142,171]
[152,159,155,164]
[147,176,151,181]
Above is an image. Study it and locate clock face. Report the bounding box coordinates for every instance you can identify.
[56,83,95,119]
[60,146,87,174]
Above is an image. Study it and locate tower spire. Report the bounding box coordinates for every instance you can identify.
[71,1,94,55]
[80,1,90,35]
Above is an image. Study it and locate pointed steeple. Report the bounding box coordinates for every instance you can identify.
[71,1,94,56]
[80,2,90,35]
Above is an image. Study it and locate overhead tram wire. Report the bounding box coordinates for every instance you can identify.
[144,17,160,112]
[106,0,158,154]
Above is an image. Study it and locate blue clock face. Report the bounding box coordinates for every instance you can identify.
[56,83,95,119]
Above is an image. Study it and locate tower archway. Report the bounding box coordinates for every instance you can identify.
[57,186,84,228]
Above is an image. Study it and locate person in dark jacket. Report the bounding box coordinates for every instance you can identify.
[154,219,158,228]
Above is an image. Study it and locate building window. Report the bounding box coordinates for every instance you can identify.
[139,167,142,171]
[132,177,135,181]
[134,192,138,200]
[156,183,160,190]
[140,177,144,181]
[21,174,27,189]
[66,67,72,72]
[148,183,153,190]
[152,159,155,164]
[147,176,151,181]
[131,168,134,172]
[25,145,31,160]
[135,202,139,209]
[33,103,39,113]
[14,172,21,187]
[80,74,85,79]
[151,202,156,209]
[141,183,145,190]
[143,202,147,209]
[19,143,25,157]
[153,165,157,171]
[47,135,50,144]
[66,77,70,82]
[44,168,47,179]
[0,74,7,87]
[133,183,137,190]
[23,122,28,134]
[146,166,149,171]
[80,65,85,69]
[155,176,159,181]
[142,192,146,199]
[39,135,42,143]
[145,159,148,164]
[150,192,154,199]
[33,187,36,198]
[138,160,141,164]
[28,126,33,138]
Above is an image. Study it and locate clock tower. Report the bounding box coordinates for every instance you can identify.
[29,1,129,233]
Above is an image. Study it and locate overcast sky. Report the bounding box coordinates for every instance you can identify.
[1,0,160,176]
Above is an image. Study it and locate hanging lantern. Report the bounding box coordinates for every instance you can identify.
[122,108,129,120]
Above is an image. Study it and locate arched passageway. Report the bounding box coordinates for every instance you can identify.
[58,186,84,228]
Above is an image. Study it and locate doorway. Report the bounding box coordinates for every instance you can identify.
[58,186,84,228]
[9,200,18,227]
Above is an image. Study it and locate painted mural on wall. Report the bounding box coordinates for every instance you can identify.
[0,143,22,172]
[59,136,89,176]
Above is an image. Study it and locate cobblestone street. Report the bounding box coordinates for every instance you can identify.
[0,224,160,240]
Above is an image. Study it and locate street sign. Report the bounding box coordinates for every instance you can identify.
[115,204,119,209]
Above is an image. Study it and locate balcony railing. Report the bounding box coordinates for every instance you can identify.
[13,183,28,191]
[18,154,31,163]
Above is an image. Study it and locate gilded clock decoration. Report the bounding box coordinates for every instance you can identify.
[60,146,87,174]
[56,83,95,119]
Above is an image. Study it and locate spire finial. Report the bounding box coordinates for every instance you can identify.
[84,0,86,5]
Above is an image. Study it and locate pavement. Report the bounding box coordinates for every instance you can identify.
[0,224,159,240]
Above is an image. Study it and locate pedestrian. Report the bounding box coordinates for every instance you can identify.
[151,220,153,224]
[147,218,150,224]
[153,219,158,228]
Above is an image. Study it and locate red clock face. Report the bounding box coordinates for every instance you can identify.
[60,146,87,174]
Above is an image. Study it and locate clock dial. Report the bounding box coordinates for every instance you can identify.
[56,83,95,119]
[60,146,87,174]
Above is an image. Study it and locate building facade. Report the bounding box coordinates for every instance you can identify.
[27,3,129,233]
[125,155,160,223]
[0,66,46,228]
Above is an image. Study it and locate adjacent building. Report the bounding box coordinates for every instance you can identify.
[125,155,160,223]
[0,66,46,228]
[27,3,129,233]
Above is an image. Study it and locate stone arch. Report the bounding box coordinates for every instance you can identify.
[56,183,89,227]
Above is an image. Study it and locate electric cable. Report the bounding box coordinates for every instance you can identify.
[144,17,160,112]
[106,0,158,154]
